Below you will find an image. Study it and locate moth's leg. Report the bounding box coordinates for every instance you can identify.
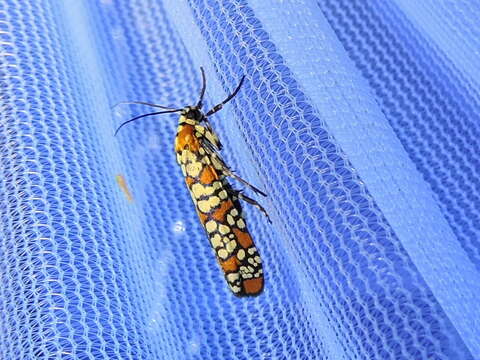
[228,171,267,197]
[209,151,267,197]
[229,189,271,223]
[202,120,223,150]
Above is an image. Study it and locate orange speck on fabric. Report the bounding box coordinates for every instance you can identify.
[115,174,134,202]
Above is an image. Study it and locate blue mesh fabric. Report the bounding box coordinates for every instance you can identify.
[0,0,479,359]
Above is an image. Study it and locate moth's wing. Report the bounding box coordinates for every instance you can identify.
[181,149,264,296]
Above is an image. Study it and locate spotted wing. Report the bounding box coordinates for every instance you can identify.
[178,141,263,296]
[191,170,263,295]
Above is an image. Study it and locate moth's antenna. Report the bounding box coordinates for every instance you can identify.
[206,75,245,116]
[197,67,207,108]
[113,101,177,111]
[114,109,182,136]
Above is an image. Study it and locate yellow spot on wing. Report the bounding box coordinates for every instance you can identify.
[205,220,217,233]
[219,190,228,200]
[211,234,222,248]
[218,249,229,259]
[197,196,221,213]
[191,183,215,198]
[186,162,202,177]
[227,273,239,282]
[237,218,246,229]
[226,214,235,225]
[237,249,245,260]
[226,240,237,252]
[218,224,230,234]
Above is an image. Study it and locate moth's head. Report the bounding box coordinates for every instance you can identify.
[181,106,204,122]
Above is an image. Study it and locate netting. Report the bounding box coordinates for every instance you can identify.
[0,0,478,359]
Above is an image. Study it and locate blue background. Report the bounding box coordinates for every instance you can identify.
[0,0,479,359]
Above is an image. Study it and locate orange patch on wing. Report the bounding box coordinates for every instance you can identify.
[243,278,264,295]
[197,211,208,224]
[233,228,253,248]
[212,199,234,222]
[199,165,218,184]
[220,256,239,272]
[185,176,195,186]
[175,125,200,152]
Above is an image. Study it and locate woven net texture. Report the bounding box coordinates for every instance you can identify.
[0,0,479,359]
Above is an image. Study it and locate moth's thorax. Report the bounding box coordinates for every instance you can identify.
[180,105,204,123]
[178,115,200,126]
[175,106,211,155]
[174,122,200,154]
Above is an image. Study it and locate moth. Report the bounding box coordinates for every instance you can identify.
[115,68,268,296]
